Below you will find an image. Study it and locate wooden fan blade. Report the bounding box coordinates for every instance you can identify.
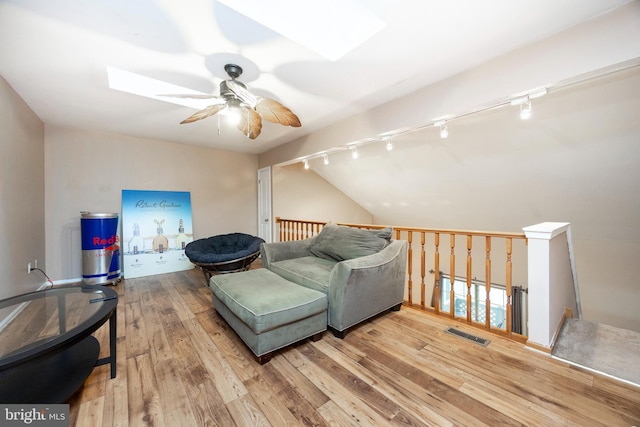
[180,104,226,124]
[256,98,301,127]
[237,106,262,139]
[158,93,221,100]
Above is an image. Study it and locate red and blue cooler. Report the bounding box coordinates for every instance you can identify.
[81,212,121,285]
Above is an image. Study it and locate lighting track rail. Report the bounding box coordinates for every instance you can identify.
[288,59,640,169]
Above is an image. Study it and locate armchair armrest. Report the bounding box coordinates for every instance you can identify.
[260,236,317,269]
[327,240,408,332]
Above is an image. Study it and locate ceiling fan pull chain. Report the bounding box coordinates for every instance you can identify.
[217,114,221,136]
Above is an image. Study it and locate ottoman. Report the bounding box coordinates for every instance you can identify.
[209,268,328,364]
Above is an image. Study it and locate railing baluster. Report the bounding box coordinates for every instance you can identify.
[407,231,413,305]
[420,232,426,308]
[449,234,456,319]
[466,235,472,323]
[278,218,283,241]
[485,236,492,329]
[506,237,513,335]
[434,233,440,314]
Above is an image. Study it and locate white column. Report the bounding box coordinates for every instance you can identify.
[522,222,576,350]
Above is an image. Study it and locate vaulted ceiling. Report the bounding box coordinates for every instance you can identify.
[0,0,632,154]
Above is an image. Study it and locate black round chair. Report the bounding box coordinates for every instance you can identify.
[185,233,265,283]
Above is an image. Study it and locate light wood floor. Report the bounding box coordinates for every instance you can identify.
[68,267,640,426]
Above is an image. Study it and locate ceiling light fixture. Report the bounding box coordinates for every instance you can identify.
[385,137,393,151]
[171,64,300,139]
[226,98,242,125]
[520,100,532,120]
[303,159,310,169]
[286,84,554,169]
[510,95,532,120]
[434,120,448,138]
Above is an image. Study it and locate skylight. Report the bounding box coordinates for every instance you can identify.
[217,0,386,61]
[107,67,212,110]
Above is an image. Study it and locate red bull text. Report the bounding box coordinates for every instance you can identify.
[81,212,121,284]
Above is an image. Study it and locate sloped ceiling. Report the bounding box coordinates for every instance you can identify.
[0,0,633,153]
[307,67,640,236]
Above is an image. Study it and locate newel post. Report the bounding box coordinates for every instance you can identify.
[522,222,580,352]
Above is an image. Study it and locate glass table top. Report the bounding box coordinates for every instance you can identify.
[0,285,118,368]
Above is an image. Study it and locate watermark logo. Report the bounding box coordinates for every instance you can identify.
[1,405,69,426]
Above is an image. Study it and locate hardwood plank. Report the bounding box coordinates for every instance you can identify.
[256,360,331,427]
[124,301,150,359]
[269,352,330,410]
[196,308,259,383]
[243,374,301,426]
[75,396,104,427]
[181,316,249,404]
[226,394,271,426]
[290,345,396,425]
[126,353,166,426]
[101,363,129,427]
[154,358,199,426]
[316,400,367,427]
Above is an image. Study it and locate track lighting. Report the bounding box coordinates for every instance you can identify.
[434,120,448,139]
[520,100,532,120]
[510,95,532,120]
[291,86,549,169]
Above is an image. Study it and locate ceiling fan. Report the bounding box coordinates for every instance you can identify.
[170,64,301,139]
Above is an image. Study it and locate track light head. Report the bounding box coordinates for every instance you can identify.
[385,137,393,151]
[323,154,329,165]
[351,147,359,159]
[303,159,310,169]
[434,120,448,139]
[519,100,532,120]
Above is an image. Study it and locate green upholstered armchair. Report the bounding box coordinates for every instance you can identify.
[260,224,408,337]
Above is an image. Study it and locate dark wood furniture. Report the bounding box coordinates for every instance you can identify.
[0,285,117,403]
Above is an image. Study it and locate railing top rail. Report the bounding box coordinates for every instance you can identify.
[275,217,526,240]
[392,226,526,240]
[275,217,388,230]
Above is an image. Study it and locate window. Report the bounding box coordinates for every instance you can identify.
[439,275,507,329]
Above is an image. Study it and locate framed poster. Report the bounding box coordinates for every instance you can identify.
[121,190,194,279]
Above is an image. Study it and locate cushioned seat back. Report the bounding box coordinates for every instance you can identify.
[185,232,264,263]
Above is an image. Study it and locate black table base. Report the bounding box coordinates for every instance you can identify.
[0,335,100,404]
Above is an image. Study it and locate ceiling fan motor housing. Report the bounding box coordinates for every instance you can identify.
[220,80,247,99]
[224,64,243,79]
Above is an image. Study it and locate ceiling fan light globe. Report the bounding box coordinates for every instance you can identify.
[227,108,241,125]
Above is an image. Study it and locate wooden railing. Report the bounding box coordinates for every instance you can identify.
[275,217,528,341]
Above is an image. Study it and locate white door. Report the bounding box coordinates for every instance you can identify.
[257,166,273,242]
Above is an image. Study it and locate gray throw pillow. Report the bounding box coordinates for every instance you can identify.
[309,223,389,261]
[371,226,392,241]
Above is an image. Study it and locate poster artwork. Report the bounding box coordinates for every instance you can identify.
[121,190,194,279]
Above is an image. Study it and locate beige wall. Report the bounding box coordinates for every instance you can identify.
[272,164,372,228]
[44,125,258,280]
[0,76,46,299]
